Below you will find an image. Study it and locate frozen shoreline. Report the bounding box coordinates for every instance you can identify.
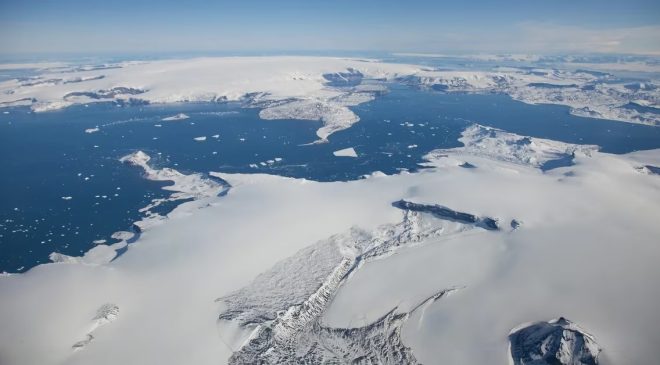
[2,57,657,150]
[0,57,420,140]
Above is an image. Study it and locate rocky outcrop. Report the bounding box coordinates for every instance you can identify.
[218,208,473,364]
[392,199,500,230]
[509,317,601,365]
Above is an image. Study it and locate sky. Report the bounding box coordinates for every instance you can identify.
[1,0,659,56]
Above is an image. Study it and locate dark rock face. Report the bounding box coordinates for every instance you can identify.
[634,165,660,175]
[431,84,449,91]
[509,317,601,365]
[391,199,500,230]
[624,82,657,91]
[645,165,660,175]
[527,83,579,89]
[63,87,146,100]
[323,68,363,87]
[621,102,660,115]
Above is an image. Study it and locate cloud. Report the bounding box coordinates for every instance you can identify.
[1,19,659,56]
[389,23,660,55]
[512,22,660,54]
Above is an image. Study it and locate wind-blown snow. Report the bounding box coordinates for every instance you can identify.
[0,127,659,364]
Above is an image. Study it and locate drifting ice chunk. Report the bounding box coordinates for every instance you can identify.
[333,147,358,158]
[162,113,189,121]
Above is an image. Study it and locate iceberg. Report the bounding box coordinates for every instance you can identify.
[162,113,189,121]
[332,147,358,157]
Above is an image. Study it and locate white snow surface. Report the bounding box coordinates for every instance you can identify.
[0,128,659,364]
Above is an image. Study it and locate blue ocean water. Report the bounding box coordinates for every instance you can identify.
[2,85,660,273]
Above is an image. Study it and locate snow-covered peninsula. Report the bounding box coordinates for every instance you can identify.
[1,125,659,364]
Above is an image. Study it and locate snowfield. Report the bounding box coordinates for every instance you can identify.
[0,125,659,364]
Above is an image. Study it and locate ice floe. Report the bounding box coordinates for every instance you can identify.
[333,147,358,157]
[162,113,189,121]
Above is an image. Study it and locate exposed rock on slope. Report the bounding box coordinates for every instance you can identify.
[218,206,494,364]
[509,317,601,365]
